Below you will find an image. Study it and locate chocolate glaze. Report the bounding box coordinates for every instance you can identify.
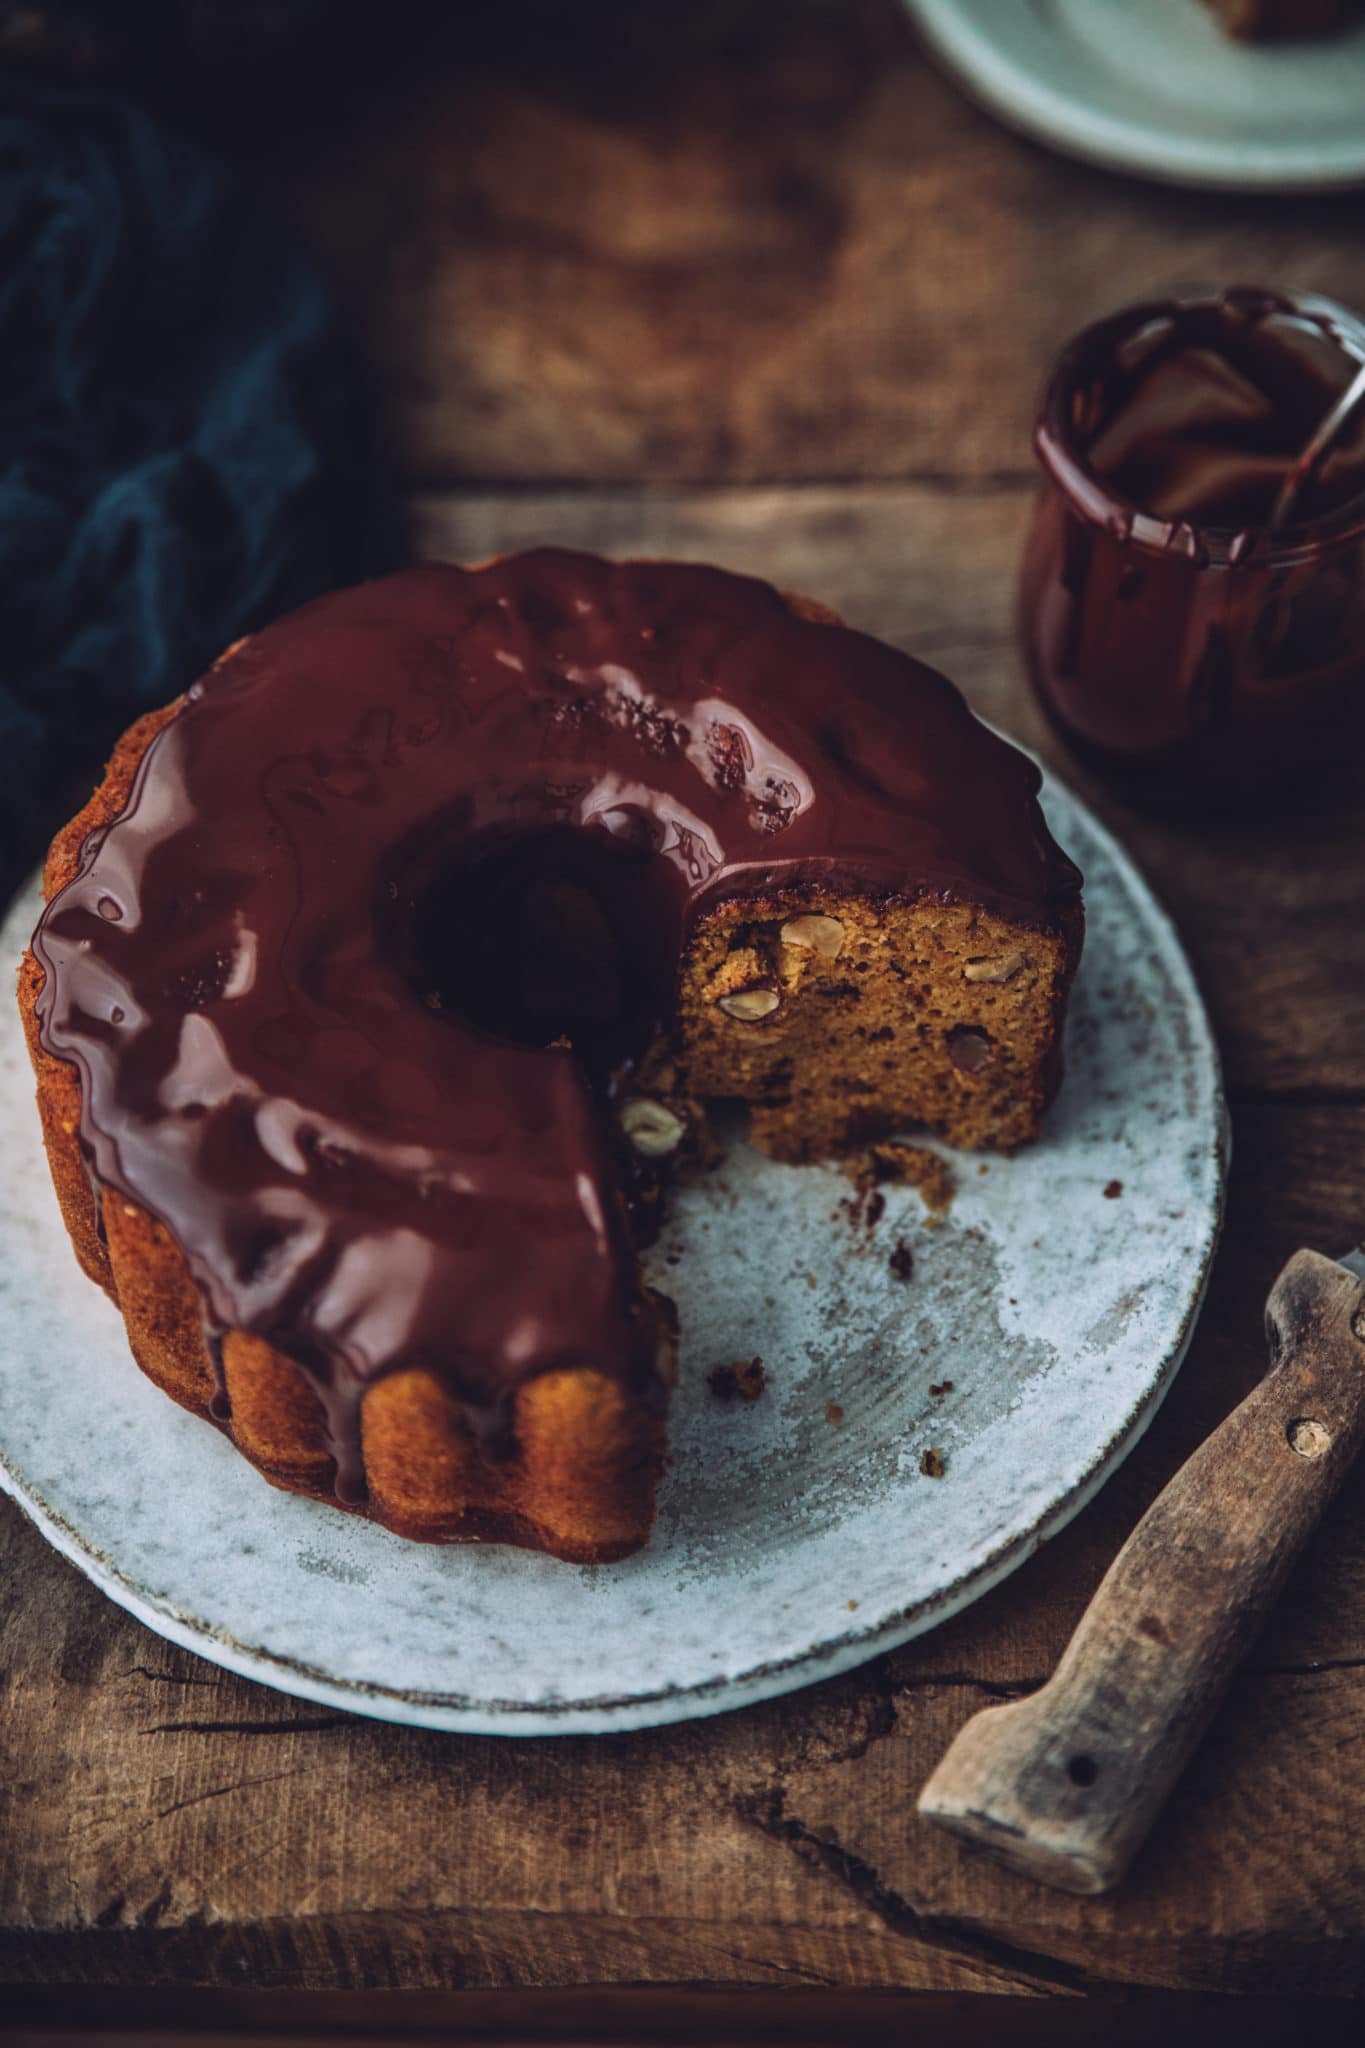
[1021,289,1365,809]
[1087,296,1365,528]
[34,551,1080,1496]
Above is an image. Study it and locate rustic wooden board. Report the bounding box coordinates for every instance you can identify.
[6,0,1365,2004]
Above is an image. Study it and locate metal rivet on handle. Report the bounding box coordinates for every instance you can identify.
[1287,1418,1332,1460]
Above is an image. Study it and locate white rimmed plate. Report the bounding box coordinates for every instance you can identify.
[907,0,1365,192]
[0,776,1225,1735]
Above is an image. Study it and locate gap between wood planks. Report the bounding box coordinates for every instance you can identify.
[401,470,1040,497]
[123,1655,1365,1742]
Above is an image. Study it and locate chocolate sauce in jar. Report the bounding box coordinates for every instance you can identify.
[1020,288,1365,811]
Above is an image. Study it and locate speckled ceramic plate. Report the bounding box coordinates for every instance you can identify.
[907,0,1365,192]
[0,776,1226,1735]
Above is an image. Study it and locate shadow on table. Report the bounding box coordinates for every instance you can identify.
[5,1983,1363,2046]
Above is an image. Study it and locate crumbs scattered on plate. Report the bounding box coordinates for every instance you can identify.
[844,1139,955,1219]
[708,1357,766,1403]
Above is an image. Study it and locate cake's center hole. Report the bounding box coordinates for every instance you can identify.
[407,827,675,1075]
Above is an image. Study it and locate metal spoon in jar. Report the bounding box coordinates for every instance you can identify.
[1269,359,1365,529]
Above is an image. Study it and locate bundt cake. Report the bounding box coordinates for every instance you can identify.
[20,551,1082,1562]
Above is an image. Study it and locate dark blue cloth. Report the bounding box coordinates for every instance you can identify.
[0,80,393,896]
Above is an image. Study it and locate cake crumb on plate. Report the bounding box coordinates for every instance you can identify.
[708,1357,766,1403]
[844,1140,956,1217]
[889,1239,915,1282]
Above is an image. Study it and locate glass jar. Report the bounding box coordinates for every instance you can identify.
[1019,288,1365,813]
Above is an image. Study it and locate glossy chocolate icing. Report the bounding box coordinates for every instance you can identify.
[34,551,1080,1496]
[1087,300,1365,528]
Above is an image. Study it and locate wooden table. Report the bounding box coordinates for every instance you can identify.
[5,3,1365,2028]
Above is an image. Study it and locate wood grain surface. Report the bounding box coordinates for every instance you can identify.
[291,0,1365,487]
[4,1,1365,2006]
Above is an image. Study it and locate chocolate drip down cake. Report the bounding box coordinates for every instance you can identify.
[21,553,1083,1561]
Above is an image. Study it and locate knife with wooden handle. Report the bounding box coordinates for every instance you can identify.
[918,1245,1365,1896]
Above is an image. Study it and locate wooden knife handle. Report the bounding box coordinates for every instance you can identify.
[918,1249,1365,1895]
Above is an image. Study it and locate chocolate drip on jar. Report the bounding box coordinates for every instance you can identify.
[1022,288,1365,811]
